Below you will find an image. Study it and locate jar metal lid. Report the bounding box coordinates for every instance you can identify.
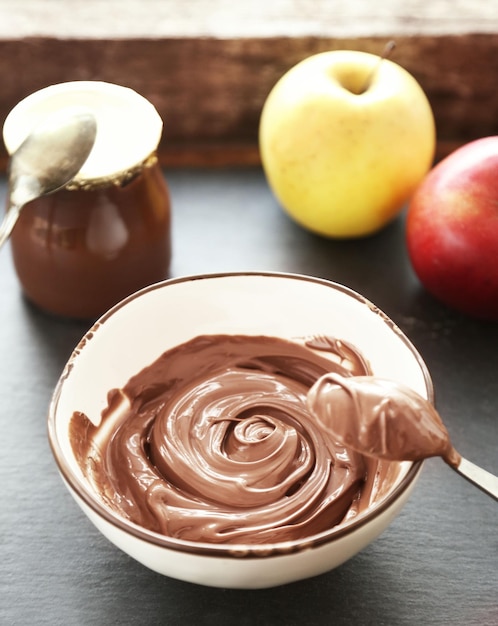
[2,81,163,183]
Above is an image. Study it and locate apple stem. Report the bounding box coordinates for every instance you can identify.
[361,40,396,93]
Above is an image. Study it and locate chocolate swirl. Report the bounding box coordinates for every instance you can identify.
[70,334,388,544]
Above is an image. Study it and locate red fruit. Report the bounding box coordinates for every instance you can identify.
[406,136,498,321]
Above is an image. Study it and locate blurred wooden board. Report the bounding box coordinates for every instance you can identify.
[2,0,497,38]
[0,1,496,167]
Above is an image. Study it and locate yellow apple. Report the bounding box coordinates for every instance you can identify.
[259,50,436,238]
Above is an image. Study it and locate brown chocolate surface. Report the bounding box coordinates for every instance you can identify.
[70,334,403,544]
[308,373,461,466]
[10,160,171,319]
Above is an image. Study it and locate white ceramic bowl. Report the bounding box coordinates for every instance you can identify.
[48,272,432,589]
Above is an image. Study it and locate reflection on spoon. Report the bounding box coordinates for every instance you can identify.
[307,373,498,501]
[0,106,97,249]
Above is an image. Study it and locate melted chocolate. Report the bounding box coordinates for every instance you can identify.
[308,373,460,466]
[70,334,402,544]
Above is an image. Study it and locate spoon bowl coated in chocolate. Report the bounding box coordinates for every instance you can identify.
[0,107,97,249]
[308,373,498,501]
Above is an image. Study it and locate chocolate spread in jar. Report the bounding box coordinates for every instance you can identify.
[3,81,171,320]
[70,334,406,545]
[308,373,461,467]
[10,159,171,319]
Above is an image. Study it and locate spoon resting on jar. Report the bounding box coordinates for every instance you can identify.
[307,373,498,501]
[0,107,97,249]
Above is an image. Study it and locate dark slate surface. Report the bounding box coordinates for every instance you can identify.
[1,168,497,626]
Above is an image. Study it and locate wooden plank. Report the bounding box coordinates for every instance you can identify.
[0,33,496,168]
[1,0,496,38]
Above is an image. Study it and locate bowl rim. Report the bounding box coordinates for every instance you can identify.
[47,271,430,558]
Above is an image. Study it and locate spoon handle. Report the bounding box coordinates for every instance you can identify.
[452,456,498,501]
[0,204,21,249]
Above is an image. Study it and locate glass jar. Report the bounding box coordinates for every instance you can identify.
[2,81,171,319]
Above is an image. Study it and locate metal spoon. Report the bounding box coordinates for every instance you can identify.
[308,373,498,501]
[0,107,97,249]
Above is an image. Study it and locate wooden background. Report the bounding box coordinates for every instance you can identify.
[0,1,497,168]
